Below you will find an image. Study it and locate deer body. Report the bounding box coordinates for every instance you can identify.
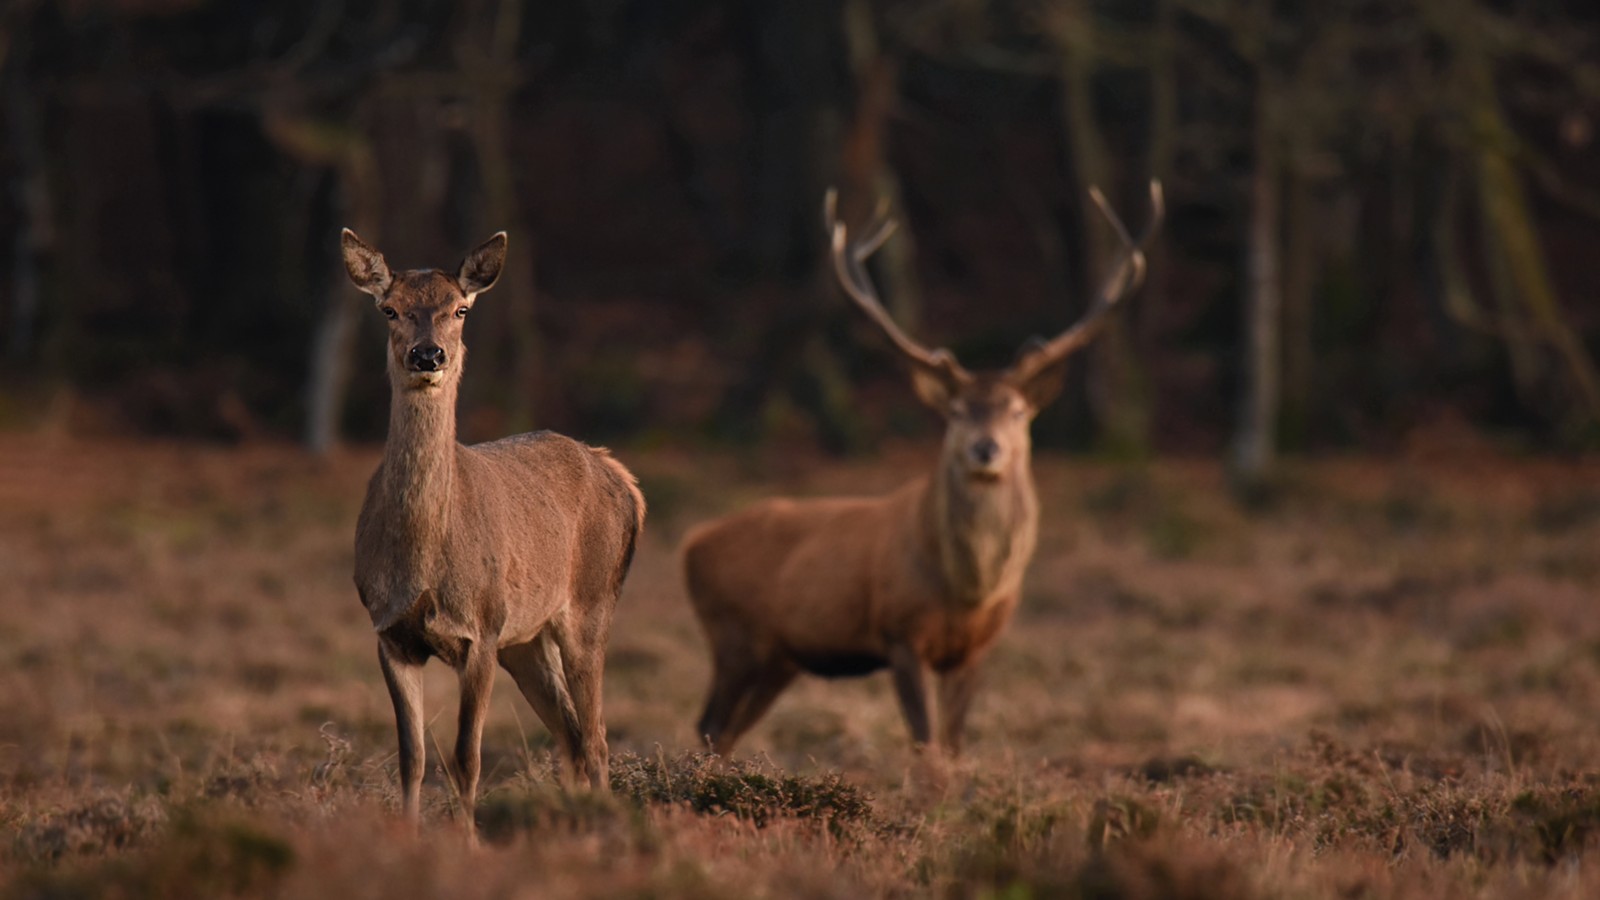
[683,184,1161,755]
[343,232,642,833]
[687,457,1035,665]
[356,424,633,645]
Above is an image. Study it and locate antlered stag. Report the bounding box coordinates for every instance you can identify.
[342,230,644,831]
[682,182,1162,755]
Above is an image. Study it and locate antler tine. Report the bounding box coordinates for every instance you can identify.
[1016,179,1164,376]
[853,214,899,263]
[825,187,959,375]
[1083,178,1162,317]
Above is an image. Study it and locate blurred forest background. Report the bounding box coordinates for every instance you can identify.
[1,0,1597,484]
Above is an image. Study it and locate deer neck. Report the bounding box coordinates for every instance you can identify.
[925,459,1039,608]
[379,377,460,547]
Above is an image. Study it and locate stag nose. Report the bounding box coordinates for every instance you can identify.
[970,436,1000,467]
[408,344,446,372]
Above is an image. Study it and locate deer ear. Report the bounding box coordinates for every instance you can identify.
[458,232,507,296]
[341,228,392,299]
[1011,341,1070,412]
[909,351,969,412]
[910,367,953,410]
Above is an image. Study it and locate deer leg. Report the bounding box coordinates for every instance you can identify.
[553,626,612,791]
[936,664,983,755]
[696,639,763,751]
[696,657,748,752]
[499,634,583,785]
[888,644,933,747]
[711,662,797,756]
[379,639,426,827]
[453,639,496,839]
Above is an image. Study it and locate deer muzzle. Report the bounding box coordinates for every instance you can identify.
[966,436,1006,480]
[407,344,447,373]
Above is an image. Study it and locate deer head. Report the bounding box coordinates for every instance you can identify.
[824,182,1164,484]
[341,230,508,391]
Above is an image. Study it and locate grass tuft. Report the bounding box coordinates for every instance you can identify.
[13,810,294,899]
[610,751,878,839]
[1506,788,1600,863]
[475,786,640,847]
[14,793,169,862]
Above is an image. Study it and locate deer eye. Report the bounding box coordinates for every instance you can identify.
[455,306,469,319]
[381,306,397,320]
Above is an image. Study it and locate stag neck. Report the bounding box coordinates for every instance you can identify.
[923,456,1039,608]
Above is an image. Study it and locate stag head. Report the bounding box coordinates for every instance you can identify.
[824,182,1164,483]
[341,230,507,391]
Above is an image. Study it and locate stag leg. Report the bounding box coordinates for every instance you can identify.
[888,644,933,747]
[710,661,797,756]
[499,635,583,784]
[696,657,747,751]
[453,640,497,840]
[379,640,426,827]
[936,664,983,755]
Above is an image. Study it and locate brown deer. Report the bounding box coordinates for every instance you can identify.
[342,230,644,831]
[681,182,1162,755]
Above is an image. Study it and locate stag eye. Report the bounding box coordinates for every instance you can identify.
[455,306,469,319]
[381,306,397,320]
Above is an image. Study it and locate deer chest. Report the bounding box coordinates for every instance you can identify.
[917,595,1019,672]
[371,588,482,669]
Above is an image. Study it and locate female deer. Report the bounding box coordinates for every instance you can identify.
[343,230,644,832]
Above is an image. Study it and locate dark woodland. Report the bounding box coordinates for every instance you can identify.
[2,0,1597,478]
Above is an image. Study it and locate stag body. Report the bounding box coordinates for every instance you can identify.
[344,231,643,832]
[683,184,1162,755]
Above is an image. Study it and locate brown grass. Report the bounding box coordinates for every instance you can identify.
[2,432,1599,898]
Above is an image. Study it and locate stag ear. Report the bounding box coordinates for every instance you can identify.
[341,229,392,299]
[911,368,954,411]
[909,351,969,412]
[1010,339,1070,412]
[458,232,507,296]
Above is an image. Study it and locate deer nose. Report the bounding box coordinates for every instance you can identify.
[408,344,446,372]
[970,437,1000,467]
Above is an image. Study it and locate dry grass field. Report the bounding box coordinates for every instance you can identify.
[2,431,1599,898]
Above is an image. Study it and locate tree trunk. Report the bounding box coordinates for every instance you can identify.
[1231,90,1283,496]
[1138,0,1179,442]
[840,0,920,331]
[4,64,50,362]
[1050,0,1152,457]
[265,110,383,454]
[462,0,540,434]
[715,0,863,452]
[305,278,364,454]
[469,109,541,434]
[1279,171,1317,449]
[1432,0,1600,426]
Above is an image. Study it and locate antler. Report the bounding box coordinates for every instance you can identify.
[1011,179,1165,382]
[824,189,967,382]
